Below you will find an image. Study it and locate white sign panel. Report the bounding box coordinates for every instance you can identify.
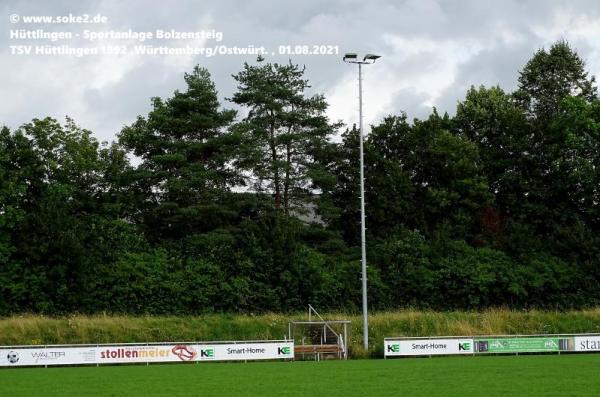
[574,336,600,352]
[385,338,474,357]
[209,342,293,361]
[0,347,97,366]
[0,341,294,367]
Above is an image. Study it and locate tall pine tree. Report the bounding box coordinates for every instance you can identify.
[231,57,336,216]
[119,66,237,239]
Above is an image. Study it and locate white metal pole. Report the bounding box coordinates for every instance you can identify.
[358,62,368,351]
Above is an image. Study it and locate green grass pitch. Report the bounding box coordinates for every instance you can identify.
[1,354,599,396]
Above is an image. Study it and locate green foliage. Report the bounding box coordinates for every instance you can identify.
[0,118,140,314]
[455,86,528,227]
[514,40,597,121]
[119,66,238,240]
[231,57,338,215]
[2,41,600,315]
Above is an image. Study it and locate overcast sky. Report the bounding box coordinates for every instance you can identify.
[2,0,600,143]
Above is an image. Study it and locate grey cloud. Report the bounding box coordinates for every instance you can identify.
[2,0,600,142]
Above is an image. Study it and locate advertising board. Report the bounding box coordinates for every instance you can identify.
[574,336,600,352]
[0,341,294,367]
[384,338,474,357]
[1,347,97,366]
[473,337,573,353]
[383,334,600,357]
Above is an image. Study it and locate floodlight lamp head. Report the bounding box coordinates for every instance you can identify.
[363,54,381,63]
[343,53,358,62]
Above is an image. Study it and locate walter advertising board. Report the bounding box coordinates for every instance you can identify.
[384,338,474,357]
[473,337,574,353]
[0,341,294,367]
[0,347,97,367]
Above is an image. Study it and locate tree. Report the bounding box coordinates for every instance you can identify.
[455,86,530,245]
[548,97,600,227]
[119,66,237,239]
[0,126,29,313]
[506,42,597,257]
[0,117,139,313]
[231,57,336,215]
[317,125,361,244]
[514,40,597,121]
[367,111,491,240]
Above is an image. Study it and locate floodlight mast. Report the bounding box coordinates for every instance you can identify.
[342,52,381,352]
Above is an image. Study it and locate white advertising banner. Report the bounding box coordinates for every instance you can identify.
[0,341,294,367]
[208,342,294,361]
[574,336,600,352]
[384,338,474,357]
[96,344,198,364]
[0,347,97,366]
